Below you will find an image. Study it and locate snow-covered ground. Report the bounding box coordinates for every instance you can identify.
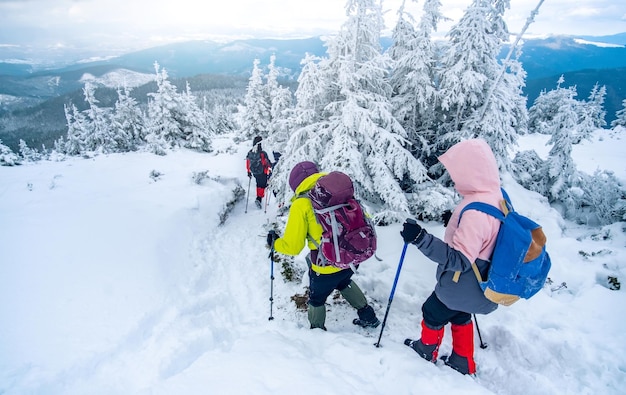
[1,131,625,394]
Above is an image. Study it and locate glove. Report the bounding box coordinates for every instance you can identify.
[400,219,426,245]
[267,230,279,247]
[247,172,252,178]
[442,210,452,227]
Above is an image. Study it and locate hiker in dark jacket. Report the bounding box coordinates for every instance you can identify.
[401,139,501,375]
[267,161,380,331]
[246,135,272,209]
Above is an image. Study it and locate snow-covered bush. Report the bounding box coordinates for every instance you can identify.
[0,140,19,166]
[19,139,42,162]
[512,149,545,193]
[564,170,626,226]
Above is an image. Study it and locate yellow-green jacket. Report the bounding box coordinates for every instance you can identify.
[273,172,342,275]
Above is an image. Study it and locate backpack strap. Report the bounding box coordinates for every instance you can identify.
[452,188,510,283]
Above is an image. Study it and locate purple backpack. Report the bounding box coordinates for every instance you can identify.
[307,171,377,270]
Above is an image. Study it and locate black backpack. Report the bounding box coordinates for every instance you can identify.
[247,150,265,174]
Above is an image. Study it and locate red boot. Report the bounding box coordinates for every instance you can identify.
[404,320,444,362]
[444,321,476,375]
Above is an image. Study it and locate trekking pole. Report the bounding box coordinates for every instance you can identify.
[473,314,488,349]
[375,219,415,347]
[245,177,251,213]
[264,190,271,214]
[269,238,276,321]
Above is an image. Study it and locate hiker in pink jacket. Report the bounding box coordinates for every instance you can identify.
[400,139,501,375]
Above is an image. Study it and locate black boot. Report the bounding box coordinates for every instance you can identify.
[404,339,438,362]
[353,305,380,328]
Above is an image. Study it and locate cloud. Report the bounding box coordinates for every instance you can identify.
[567,7,601,17]
[1,0,625,58]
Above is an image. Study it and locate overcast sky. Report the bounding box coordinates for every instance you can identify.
[1,0,625,57]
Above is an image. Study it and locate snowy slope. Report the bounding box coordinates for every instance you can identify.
[1,133,625,394]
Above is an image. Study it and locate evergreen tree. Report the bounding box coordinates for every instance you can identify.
[145,62,183,153]
[291,53,331,128]
[541,88,579,202]
[611,99,626,128]
[240,59,271,140]
[272,0,430,222]
[438,0,526,171]
[62,102,90,155]
[388,0,444,163]
[0,139,19,166]
[266,54,294,150]
[143,62,211,153]
[180,81,213,152]
[111,85,145,152]
[82,82,114,152]
[528,76,578,135]
[586,82,607,129]
[19,139,42,162]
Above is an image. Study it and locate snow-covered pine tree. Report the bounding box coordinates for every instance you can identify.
[82,82,115,153]
[61,102,90,155]
[145,62,184,153]
[179,81,213,152]
[290,53,331,129]
[0,139,19,166]
[611,99,626,128]
[436,0,499,150]
[240,59,271,140]
[541,87,579,202]
[265,54,294,150]
[586,82,607,129]
[110,85,145,152]
[528,76,578,135]
[272,0,430,223]
[388,0,444,164]
[18,139,42,162]
[439,0,526,171]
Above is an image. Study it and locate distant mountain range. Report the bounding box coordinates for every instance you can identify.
[1,33,625,149]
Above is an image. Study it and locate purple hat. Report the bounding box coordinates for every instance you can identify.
[289,161,319,192]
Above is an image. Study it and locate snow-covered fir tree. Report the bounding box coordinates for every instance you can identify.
[265,54,294,150]
[240,59,271,140]
[541,87,579,202]
[528,75,577,135]
[611,99,626,128]
[0,139,19,166]
[586,82,607,129]
[388,0,444,164]
[179,81,213,153]
[438,0,526,171]
[18,139,42,162]
[290,53,331,129]
[81,82,115,153]
[61,102,90,155]
[110,85,145,152]
[145,62,183,153]
[272,0,432,223]
[572,83,607,144]
[144,62,212,154]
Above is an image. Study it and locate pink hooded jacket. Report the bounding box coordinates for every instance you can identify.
[414,139,501,314]
[439,139,502,264]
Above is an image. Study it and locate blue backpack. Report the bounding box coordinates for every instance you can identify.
[457,189,551,306]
